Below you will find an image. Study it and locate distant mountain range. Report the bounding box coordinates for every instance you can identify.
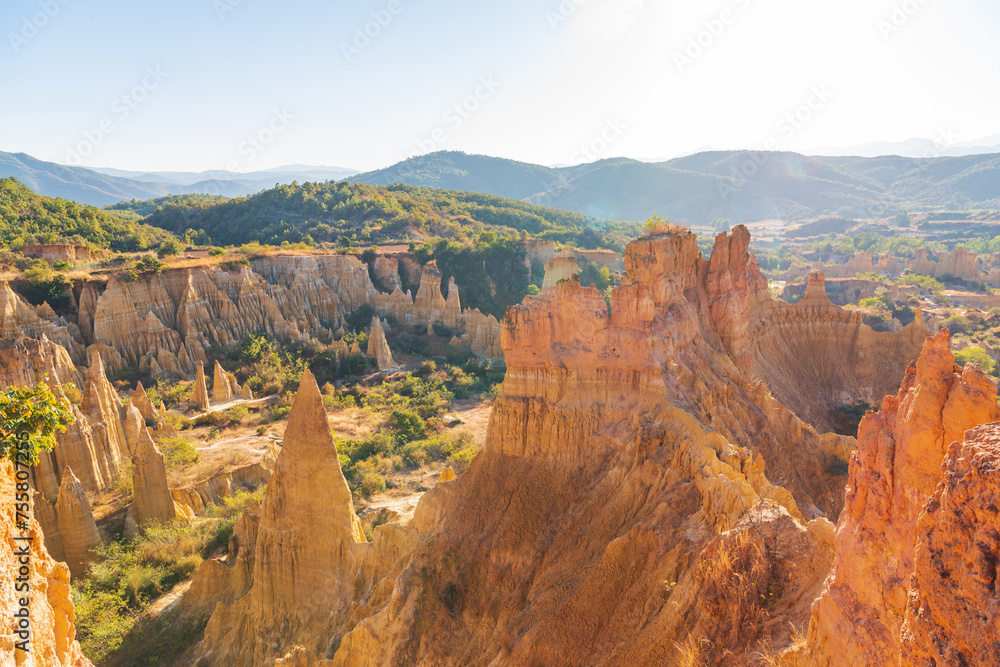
[0,152,358,206]
[4,149,1000,225]
[351,150,1000,223]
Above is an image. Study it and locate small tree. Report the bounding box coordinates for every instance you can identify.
[156,239,182,257]
[0,381,75,465]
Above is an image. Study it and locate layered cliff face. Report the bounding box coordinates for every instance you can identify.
[0,339,130,502]
[2,253,503,380]
[794,330,1000,666]
[187,228,932,665]
[1,460,92,666]
[706,229,929,433]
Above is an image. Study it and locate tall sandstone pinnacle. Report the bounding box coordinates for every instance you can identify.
[52,467,101,579]
[366,316,395,370]
[198,369,367,664]
[212,359,234,403]
[192,360,210,410]
[795,329,1000,666]
[130,381,158,423]
[128,426,176,527]
[1,460,92,666]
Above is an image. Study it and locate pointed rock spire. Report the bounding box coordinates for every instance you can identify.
[131,381,158,423]
[129,427,176,527]
[54,467,101,579]
[247,369,365,628]
[366,316,395,370]
[212,360,234,403]
[123,402,144,455]
[193,360,210,410]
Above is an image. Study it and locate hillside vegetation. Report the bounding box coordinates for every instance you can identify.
[139,179,638,250]
[0,177,178,251]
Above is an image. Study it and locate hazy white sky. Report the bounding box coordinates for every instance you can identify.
[1,0,997,171]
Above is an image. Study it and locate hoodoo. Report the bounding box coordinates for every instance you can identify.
[794,329,1000,666]
[128,426,176,527]
[193,360,210,410]
[366,316,395,370]
[196,369,370,663]
[52,467,101,579]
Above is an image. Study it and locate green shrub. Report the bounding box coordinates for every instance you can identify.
[157,436,200,469]
[954,346,997,376]
[208,247,226,256]
[387,409,426,443]
[358,471,386,498]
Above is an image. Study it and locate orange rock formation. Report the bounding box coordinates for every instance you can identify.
[795,330,1000,666]
[189,227,931,665]
[1,459,92,665]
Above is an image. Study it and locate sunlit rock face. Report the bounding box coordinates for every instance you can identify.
[187,227,936,666]
[3,254,503,379]
[1,459,93,666]
[793,330,1000,667]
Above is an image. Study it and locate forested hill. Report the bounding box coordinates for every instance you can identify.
[353,150,1000,224]
[138,179,639,251]
[0,177,178,251]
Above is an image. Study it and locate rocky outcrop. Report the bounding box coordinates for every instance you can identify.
[541,256,578,292]
[212,359,249,403]
[190,228,930,665]
[182,499,263,619]
[372,255,401,291]
[366,316,395,370]
[192,360,210,411]
[736,264,931,433]
[44,467,101,579]
[21,244,94,263]
[935,246,980,281]
[796,330,999,666]
[31,349,130,500]
[443,277,462,330]
[908,247,982,282]
[1,459,92,666]
[899,423,1000,666]
[196,370,373,664]
[127,427,176,527]
[0,282,85,362]
[412,261,447,323]
[130,381,158,423]
[4,254,504,369]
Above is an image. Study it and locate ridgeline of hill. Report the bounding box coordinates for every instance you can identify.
[137,180,639,251]
[0,177,178,251]
[351,150,1000,223]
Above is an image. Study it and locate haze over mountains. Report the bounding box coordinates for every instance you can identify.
[4,145,1000,225]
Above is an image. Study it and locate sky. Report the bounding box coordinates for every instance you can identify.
[1,0,998,172]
